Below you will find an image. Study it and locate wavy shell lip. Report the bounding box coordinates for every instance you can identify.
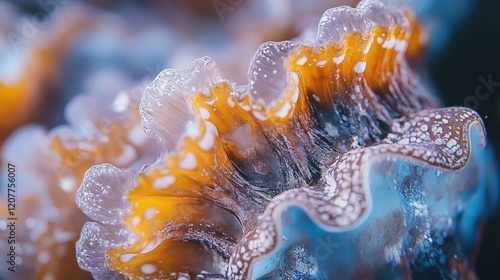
[74,0,497,279]
[228,107,487,279]
[140,56,223,150]
[247,41,298,108]
[317,0,409,44]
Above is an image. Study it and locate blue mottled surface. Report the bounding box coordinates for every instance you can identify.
[250,128,499,279]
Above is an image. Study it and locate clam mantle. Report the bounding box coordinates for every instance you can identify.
[76,0,498,279]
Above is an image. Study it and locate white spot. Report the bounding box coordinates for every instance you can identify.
[296,56,308,66]
[394,39,407,52]
[325,175,337,197]
[113,90,130,112]
[38,251,50,264]
[185,121,201,139]
[199,121,217,151]
[325,123,339,137]
[179,152,197,170]
[228,97,235,107]
[363,39,373,54]
[275,103,292,118]
[332,53,345,64]
[199,108,210,120]
[354,85,361,93]
[240,104,251,111]
[253,111,268,121]
[144,208,158,220]
[354,61,367,74]
[398,138,410,145]
[120,253,137,262]
[351,136,362,149]
[54,229,75,243]
[312,94,320,102]
[114,144,137,166]
[141,264,156,275]
[153,175,176,189]
[382,37,396,49]
[377,37,384,44]
[384,240,402,263]
[60,176,76,193]
[128,125,149,146]
[291,87,299,103]
[131,217,141,227]
[291,72,300,85]
[411,201,428,216]
[316,60,327,67]
[333,197,348,208]
[447,139,457,149]
[141,240,158,254]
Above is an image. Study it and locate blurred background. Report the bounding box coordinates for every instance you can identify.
[0,0,359,142]
[0,0,498,279]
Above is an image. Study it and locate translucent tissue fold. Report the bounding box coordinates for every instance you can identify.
[75,0,498,279]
